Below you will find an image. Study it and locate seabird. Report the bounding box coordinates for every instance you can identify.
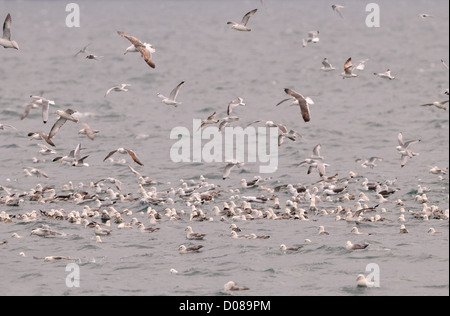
[30,227,64,237]
[227,8,257,31]
[117,31,156,68]
[48,109,79,139]
[302,31,319,47]
[25,167,49,178]
[354,59,369,71]
[318,226,330,235]
[355,157,384,168]
[224,281,249,291]
[283,88,312,122]
[321,58,336,71]
[30,95,55,124]
[103,148,144,166]
[78,122,100,140]
[223,160,244,180]
[137,223,160,233]
[400,224,409,234]
[356,274,374,287]
[219,116,240,131]
[419,13,433,18]
[157,81,185,107]
[351,227,372,236]
[420,100,448,110]
[331,4,345,18]
[37,143,57,155]
[95,224,111,236]
[178,244,203,253]
[396,132,420,167]
[441,59,449,70]
[105,84,131,97]
[74,43,91,57]
[428,228,442,234]
[227,97,246,115]
[280,244,303,251]
[0,123,17,131]
[124,42,155,55]
[341,57,358,79]
[374,69,395,80]
[199,112,220,130]
[85,54,103,60]
[346,241,369,250]
[185,226,206,240]
[0,13,19,50]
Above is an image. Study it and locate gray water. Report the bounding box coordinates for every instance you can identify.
[0,0,448,296]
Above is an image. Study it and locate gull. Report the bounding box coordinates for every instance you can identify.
[354,58,369,71]
[48,109,79,139]
[224,281,249,291]
[78,122,100,140]
[283,88,312,122]
[318,226,330,235]
[95,224,111,236]
[396,132,420,168]
[420,100,448,110]
[278,129,301,147]
[21,91,44,120]
[223,160,244,180]
[157,81,185,107]
[30,227,64,237]
[185,226,206,240]
[227,97,246,115]
[351,227,372,236]
[298,159,329,177]
[302,30,320,47]
[117,31,156,68]
[331,4,345,18]
[28,132,55,147]
[399,224,409,234]
[219,116,240,131]
[346,241,369,250]
[95,177,122,191]
[103,148,144,166]
[373,69,395,80]
[356,274,375,288]
[280,244,303,252]
[429,166,447,174]
[178,244,203,253]
[341,57,358,79]
[124,42,155,55]
[0,14,19,50]
[227,8,257,31]
[428,228,442,235]
[53,149,75,164]
[85,54,103,60]
[71,144,89,167]
[419,13,433,18]
[30,95,55,124]
[355,157,384,168]
[137,223,160,233]
[127,164,154,185]
[105,84,131,97]
[74,43,91,57]
[25,167,49,178]
[0,123,17,131]
[320,58,336,71]
[199,111,219,130]
[441,59,449,70]
[37,144,57,155]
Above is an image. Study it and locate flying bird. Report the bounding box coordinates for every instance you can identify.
[302,31,319,47]
[78,122,100,140]
[48,109,79,139]
[396,132,420,168]
[105,84,131,97]
[157,81,185,107]
[117,31,156,68]
[341,57,358,79]
[320,58,336,71]
[0,123,17,131]
[74,43,91,57]
[0,13,19,50]
[30,95,55,124]
[331,4,345,18]
[374,69,395,80]
[103,148,144,166]
[283,88,312,122]
[223,160,244,180]
[28,132,55,147]
[227,97,246,115]
[420,100,448,110]
[227,8,258,31]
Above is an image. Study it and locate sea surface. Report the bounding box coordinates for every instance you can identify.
[0,0,448,296]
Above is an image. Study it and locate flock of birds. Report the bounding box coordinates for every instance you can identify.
[0,1,449,293]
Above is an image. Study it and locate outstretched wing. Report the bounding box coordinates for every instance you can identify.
[3,13,12,40]
[169,81,185,100]
[284,88,310,122]
[125,149,144,166]
[241,9,257,26]
[117,31,155,68]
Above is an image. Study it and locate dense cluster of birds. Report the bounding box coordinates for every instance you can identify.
[0,1,449,292]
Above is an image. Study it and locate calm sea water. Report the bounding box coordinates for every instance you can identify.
[0,0,448,296]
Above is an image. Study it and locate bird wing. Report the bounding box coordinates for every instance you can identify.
[284,88,310,122]
[344,57,353,74]
[127,164,142,178]
[117,31,155,68]
[82,122,95,140]
[169,81,184,100]
[241,8,257,26]
[37,169,49,178]
[276,98,293,107]
[397,132,404,147]
[2,13,12,40]
[21,103,34,120]
[41,101,49,124]
[223,163,236,179]
[313,144,321,157]
[125,149,144,166]
[48,117,67,139]
[322,59,332,68]
[103,149,118,162]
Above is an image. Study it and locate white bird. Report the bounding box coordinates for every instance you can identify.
[95,224,111,236]
[331,4,345,18]
[420,100,448,110]
[227,8,258,31]
[419,13,433,18]
[124,42,155,55]
[30,227,64,237]
[346,241,369,250]
[302,30,319,47]
[199,112,219,130]
[185,226,206,240]
[283,88,312,122]
[30,95,55,124]
[351,227,372,236]
[355,157,384,168]
[341,57,358,79]
[280,244,303,251]
[105,84,131,97]
[74,43,91,57]
[178,244,203,253]
[117,31,156,68]
[227,97,246,115]
[354,59,369,71]
[396,132,420,168]
[48,109,79,139]
[103,147,144,166]
[224,281,249,291]
[0,13,19,50]
[320,58,336,71]
[0,123,17,131]
[374,69,395,80]
[78,122,100,141]
[85,54,103,60]
[356,274,375,288]
[37,144,57,155]
[219,116,240,131]
[223,160,244,180]
[157,81,185,107]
